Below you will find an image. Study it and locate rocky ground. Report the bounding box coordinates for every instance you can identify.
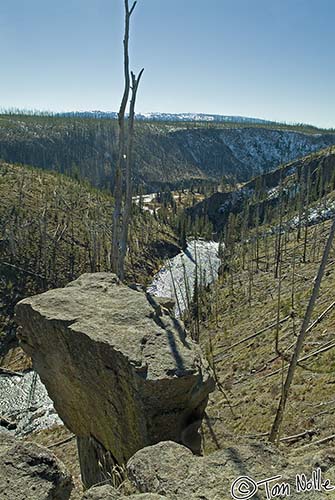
[3,431,335,499]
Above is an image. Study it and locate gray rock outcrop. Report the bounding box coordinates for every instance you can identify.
[0,431,73,499]
[15,273,214,489]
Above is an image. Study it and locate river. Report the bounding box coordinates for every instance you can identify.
[0,370,61,436]
[148,239,220,316]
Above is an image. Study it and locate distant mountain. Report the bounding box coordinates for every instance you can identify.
[134,112,274,124]
[56,110,318,127]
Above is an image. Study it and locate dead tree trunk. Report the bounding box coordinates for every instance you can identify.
[111,0,143,280]
[274,168,284,279]
[119,69,144,280]
[302,167,311,263]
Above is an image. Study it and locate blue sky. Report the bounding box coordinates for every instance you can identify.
[1,0,334,127]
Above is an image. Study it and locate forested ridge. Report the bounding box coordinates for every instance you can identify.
[1,113,335,193]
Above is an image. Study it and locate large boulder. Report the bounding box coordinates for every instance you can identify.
[0,431,73,499]
[15,273,214,489]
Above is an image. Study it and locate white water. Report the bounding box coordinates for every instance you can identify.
[0,371,61,436]
[132,193,156,214]
[148,239,221,316]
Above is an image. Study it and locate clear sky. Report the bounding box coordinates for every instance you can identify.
[1,0,334,128]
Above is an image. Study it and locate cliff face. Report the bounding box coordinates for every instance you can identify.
[147,126,335,184]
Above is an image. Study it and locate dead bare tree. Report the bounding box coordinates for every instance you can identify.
[274,168,284,279]
[302,167,311,263]
[269,217,335,443]
[111,0,144,279]
[119,69,144,278]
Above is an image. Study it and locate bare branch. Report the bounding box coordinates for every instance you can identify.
[215,314,291,358]
[129,1,137,16]
[298,434,335,450]
[47,435,76,449]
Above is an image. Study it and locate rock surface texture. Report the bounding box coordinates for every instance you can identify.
[0,431,73,499]
[124,441,333,500]
[15,273,214,489]
[82,485,166,500]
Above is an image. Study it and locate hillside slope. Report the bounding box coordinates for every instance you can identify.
[1,114,334,192]
[0,161,179,364]
[189,146,335,233]
[202,216,335,455]
[192,157,335,455]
